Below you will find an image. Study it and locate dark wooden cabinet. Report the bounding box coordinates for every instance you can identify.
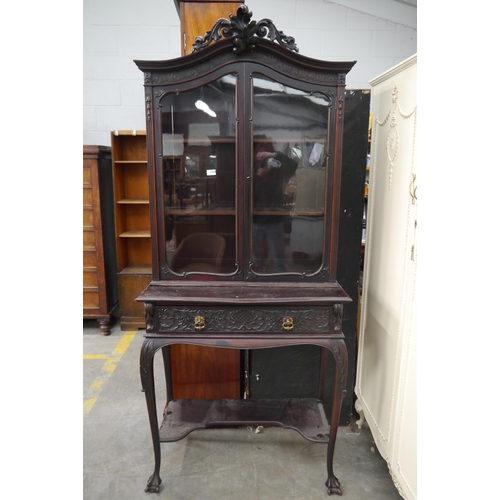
[249,89,371,423]
[83,145,118,333]
[169,0,246,401]
[135,5,355,495]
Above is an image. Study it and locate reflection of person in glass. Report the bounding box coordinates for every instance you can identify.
[253,140,298,273]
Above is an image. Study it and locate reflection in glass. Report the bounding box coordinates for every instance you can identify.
[251,74,330,276]
[160,75,238,275]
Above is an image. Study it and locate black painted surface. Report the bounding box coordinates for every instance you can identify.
[249,90,370,424]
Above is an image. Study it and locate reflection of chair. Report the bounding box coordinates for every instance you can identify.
[171,233,226,273]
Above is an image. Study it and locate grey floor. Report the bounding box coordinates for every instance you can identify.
[83,319,402,500]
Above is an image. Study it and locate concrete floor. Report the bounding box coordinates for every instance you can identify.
[83,319,402,500]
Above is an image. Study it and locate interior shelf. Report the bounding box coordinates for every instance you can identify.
[118,264,152,275]
[119,230,151,238]
[114,160,148,164]
[159,398,330,443]
[165,209,323,217]
[253,209,324,217]
[166,208,236,216]
[117,198,149,204]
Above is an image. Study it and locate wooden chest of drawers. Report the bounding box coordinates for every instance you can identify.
[83,145,118,333]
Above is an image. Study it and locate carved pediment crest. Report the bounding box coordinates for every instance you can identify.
[191,4,298,54]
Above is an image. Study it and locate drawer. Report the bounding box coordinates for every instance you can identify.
[83,291,100,309]
[83,270,98,288]
[155,306,332,334]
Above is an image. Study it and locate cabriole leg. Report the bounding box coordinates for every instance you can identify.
[140,338,163,493]
[325,338,348,496]
[161,345,173,405]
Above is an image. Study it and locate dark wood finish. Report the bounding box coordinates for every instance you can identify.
[139,334,348,495]
[83,145,118,334]
[157,398,330,442]
[170,0,243,399]
[111,131,152,330]
[135,5,355,495]
[336,89,371,420]
[249,90,371,424]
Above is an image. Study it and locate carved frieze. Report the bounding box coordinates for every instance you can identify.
[156,306,332,333]
[147,51,339,87]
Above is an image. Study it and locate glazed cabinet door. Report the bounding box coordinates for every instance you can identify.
[156,71,241,279]
[153,63,342,283]
[246,70,336,280]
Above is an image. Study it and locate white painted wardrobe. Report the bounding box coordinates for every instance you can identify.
[355,54,417,500]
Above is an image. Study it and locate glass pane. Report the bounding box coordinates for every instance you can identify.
[251,73,330,275]
[160,75,238,275]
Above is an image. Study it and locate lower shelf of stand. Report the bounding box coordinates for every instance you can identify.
[159,398,330,444]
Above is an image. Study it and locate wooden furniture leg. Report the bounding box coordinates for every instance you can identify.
[161,345,173,404]
[325,338,348,496]
[318,346,329,401]
[97,316,112,335]
[140,338,163,493]
[140,336,347,495]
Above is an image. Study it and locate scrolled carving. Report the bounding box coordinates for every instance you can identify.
[144,303,154,332]
[157,307,331,333]
[333,304,343,332]
[331,339,348,392]
[139,337,159,390]
[191,4,298,54]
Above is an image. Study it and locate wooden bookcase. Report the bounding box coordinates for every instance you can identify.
[83,145,118,334]
[111,130,152,330]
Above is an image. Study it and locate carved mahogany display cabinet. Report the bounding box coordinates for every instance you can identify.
[135,5,355,495]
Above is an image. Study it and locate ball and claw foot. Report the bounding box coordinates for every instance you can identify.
[326,476,342,496]
[145,474,162,493]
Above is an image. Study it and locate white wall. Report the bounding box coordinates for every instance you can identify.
[83,0,416,146]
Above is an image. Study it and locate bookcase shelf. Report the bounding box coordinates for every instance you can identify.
[111,130,152,330]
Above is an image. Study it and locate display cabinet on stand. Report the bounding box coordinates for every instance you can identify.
[135,5,355,495]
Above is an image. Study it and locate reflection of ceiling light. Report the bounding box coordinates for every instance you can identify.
[195,100,216,117]
[252,78,328,106]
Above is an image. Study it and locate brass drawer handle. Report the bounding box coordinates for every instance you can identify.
[282,316,294,331]
[194,316,205,330]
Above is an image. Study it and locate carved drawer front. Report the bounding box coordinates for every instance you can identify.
[155,306,334,334]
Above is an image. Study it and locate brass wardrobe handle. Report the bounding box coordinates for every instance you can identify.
[282,317,294,331]
[194,316,205,330]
